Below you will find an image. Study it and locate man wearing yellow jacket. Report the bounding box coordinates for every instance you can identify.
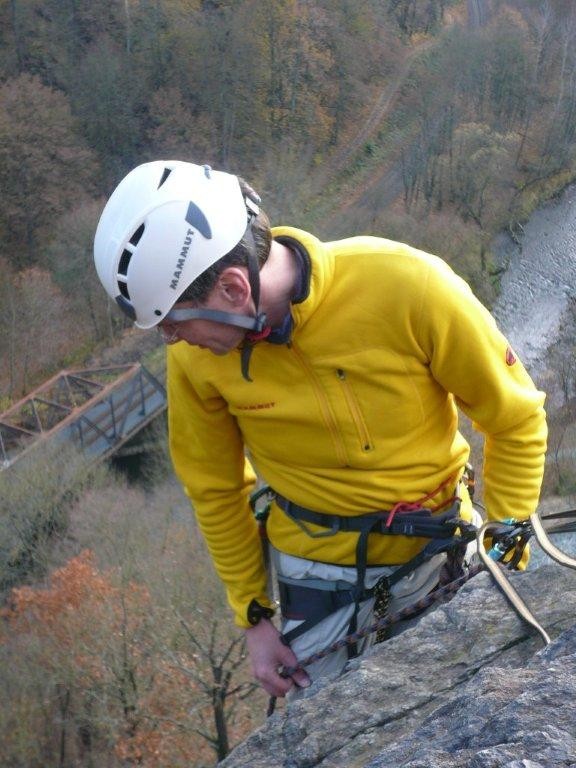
[93,160,547,698]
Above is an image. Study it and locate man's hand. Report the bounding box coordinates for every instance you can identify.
[245,618,311,697]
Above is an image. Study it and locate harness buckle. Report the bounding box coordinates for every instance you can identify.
[250,485,275,522]
[290,514,341,538]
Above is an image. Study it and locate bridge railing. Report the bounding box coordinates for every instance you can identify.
[0,364,167,470]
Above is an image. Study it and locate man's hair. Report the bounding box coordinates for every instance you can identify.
[176,178,271,305]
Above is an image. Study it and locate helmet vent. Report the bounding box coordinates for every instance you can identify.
[118,248,133,276]
[118,279,130,300]
[129,223,145,246]
[158,167,172,188]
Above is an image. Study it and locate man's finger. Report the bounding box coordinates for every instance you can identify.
[257,669,294,698]
[289,668,311,689]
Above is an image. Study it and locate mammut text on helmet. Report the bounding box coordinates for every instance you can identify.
[170,228,194,291]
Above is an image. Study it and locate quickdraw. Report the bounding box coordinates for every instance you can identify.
[477,510,576,647]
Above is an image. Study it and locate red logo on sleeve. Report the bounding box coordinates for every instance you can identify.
[505,346,517,366]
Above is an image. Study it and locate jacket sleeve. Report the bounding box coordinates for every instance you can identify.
[166,348,274,627]
[416,256,547,522]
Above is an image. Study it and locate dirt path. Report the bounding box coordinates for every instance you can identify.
[309,28,443,215]
[321,49,428,184]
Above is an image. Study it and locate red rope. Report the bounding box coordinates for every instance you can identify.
[385,474,459,528]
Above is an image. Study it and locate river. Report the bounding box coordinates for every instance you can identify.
[490,184,576,562]
[492,183,576,399]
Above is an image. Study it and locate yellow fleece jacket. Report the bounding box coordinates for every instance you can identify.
[167,228,547,627]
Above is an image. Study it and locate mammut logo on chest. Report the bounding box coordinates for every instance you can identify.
[170,228,194,290]
[237,402,276,411]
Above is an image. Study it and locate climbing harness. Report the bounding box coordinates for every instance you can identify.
[265,562,485,716]
[273,479,476,653]
[251,479,476,675]
[251,484,576,716]
[279,562,485,679]
[276,510,576,676]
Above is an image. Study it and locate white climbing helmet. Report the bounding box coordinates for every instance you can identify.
[93,160,256,328]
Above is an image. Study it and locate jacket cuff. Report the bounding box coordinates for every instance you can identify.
[246,598,275,626]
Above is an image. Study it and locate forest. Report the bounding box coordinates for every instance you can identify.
[2,0,576,765]
[2,0,576,400]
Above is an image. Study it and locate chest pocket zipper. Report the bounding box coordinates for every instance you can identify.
[336,369,374,452]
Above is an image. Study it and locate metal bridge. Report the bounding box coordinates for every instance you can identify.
[0,364,167,470]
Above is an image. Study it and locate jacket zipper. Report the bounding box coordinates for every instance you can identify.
[290,343,349,465]
[336,368,374,452]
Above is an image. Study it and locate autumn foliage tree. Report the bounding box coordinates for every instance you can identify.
[0,465,268,767]
[0,266,86,397]
[0,74,98,269]
[2,550,213,767]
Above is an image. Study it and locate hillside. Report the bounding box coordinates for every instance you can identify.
[2,0,576,400]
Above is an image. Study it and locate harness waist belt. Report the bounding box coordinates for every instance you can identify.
[276,574,364,592]
[274,493,460,539]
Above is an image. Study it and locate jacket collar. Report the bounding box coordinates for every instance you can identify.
[271,226,334,336]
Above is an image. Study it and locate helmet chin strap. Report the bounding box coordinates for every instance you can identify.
[164,306,267,332]
[165,215,267,382]
[239,223,267,381]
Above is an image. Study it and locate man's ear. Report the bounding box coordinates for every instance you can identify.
[217,267,251,307]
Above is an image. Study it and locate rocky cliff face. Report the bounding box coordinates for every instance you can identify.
[223,563,576,768]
